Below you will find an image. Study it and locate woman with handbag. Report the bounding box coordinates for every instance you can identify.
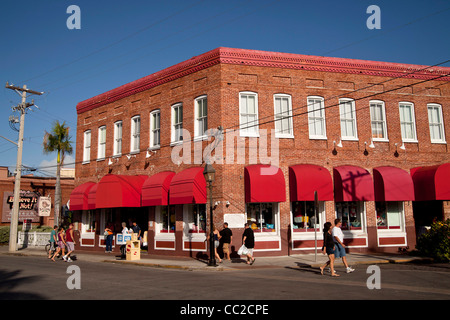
[320,222,339,277]
[242,223,255,265]
[104,223,114,253]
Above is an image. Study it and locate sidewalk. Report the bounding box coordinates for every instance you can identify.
[0,245,432,271]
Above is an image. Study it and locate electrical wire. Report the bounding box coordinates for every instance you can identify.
[33,70,450,171]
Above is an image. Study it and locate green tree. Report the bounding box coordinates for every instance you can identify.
[43,121,73,226]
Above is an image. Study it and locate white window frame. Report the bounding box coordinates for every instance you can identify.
[239,91,259,137]
[83,130,91,164]
[399,102,418,143]
[376,201,406,232]
[97,126,106,161]
[171,103,183,144]
[149,110,161,149]
[369,100,388,141]
[427,103,446,144]
[245,202,280,237]
[113,121,122,156]
[274,93,294,138]
[339,98,358,141]
[130,115,141,153]
[194,95,208,140]
[307,96,327,140]
[335,201,367,234]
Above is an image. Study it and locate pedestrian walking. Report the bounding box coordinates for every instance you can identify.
[120,222,129,258]
[206,227,223,263]
[52,226,66,262]
[320,222,339,277]
[332,219,354,273]
[104,223,114,253]
[220,222,233,261]
[242,223,255,265]
[132,221,141,243]
[64,223,75,262]
[48,225,58,259]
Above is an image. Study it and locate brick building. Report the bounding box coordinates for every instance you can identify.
[71,47,450,257]
[0,166,74,227]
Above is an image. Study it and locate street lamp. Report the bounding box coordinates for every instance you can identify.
[203,163,216,267]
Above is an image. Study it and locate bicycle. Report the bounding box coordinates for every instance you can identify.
[45,240,57,257]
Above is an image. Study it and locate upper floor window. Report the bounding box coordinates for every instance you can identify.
[83,130,91,163]
[399,102,417,142]
[369,100,388,141]
[307,96,326,139]
[239,92,259,137]
[97,126,106,160]
[150,110,161,149]
[130,115,141,153]
[427,103,446,143]
[171,103,183,143]
[195,96,208,138]
[339,98,358,140]
[274,94,293,138]
[113,121,122,156]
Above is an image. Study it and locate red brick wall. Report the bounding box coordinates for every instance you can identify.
[74,50,449,255]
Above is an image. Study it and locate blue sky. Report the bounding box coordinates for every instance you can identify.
[1,0,449,176]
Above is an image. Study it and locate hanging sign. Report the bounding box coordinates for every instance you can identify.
[38,196,51,216]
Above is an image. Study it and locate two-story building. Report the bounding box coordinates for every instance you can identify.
[70,47,450,257]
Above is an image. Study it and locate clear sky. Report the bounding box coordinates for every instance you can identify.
[1,0,449,176]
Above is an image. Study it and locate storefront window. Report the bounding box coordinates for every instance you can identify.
[376,201,403,230]
[82,211,96,233]
[160,206,176,233]
[292,201,322,232]
[186,204,206,233]
[335,202,364,231]
[246,203,276,233]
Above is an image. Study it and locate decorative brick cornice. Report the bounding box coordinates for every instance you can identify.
[76,47,450,114]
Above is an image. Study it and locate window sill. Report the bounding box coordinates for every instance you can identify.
[275,134,294,139]
[193,135,208,142]
[170,140,183,147]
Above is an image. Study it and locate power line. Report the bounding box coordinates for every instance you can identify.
[33,71,449,171]
[21,0,207,84]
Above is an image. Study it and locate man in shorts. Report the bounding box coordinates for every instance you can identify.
[332,219,354,273]
[220,222,233,261]
[64,223,75,262]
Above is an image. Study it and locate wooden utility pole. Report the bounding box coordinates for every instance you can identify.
[5,83,43,252]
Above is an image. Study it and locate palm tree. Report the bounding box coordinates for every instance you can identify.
[43,121,73,226]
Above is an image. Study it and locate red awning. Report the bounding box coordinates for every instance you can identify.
[411,163,450,201]
[169,167,207,205]
[373,166,414,201]
[289,164,333,201]
[334,166,374,202]
[96,174,147,208]
[245,164,286,203]
[69,182,96,211]
[88,183,97,210]
[142,171,175,206]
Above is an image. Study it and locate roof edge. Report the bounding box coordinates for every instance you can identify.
[76,47,450,114]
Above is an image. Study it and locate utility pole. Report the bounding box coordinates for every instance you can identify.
[5,82,43,252]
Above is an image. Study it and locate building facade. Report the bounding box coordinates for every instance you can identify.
[71,47,450,257]
[0,166,74,227]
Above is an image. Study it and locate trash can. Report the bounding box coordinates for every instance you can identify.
[126,240,140,261]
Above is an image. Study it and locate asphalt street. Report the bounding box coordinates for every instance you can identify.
[0,254,449,302]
